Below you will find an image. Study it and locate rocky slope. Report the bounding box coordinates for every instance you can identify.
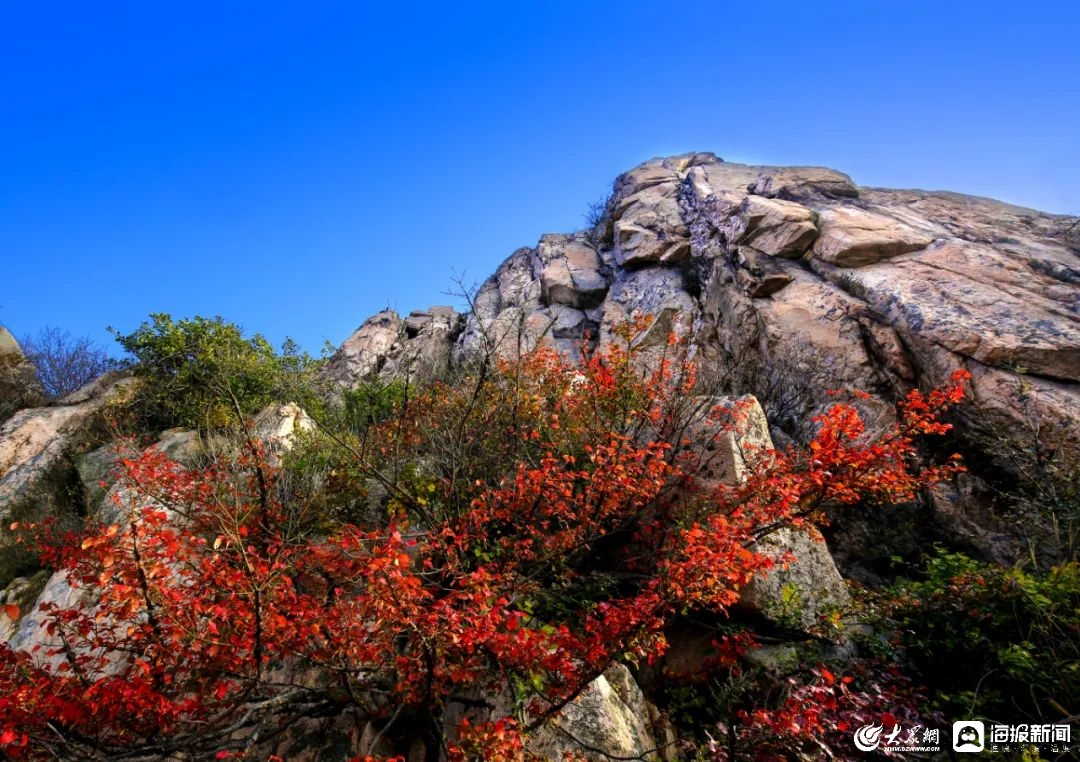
[0,328,45,424]
[329,152,1080,576]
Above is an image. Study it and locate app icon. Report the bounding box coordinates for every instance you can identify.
[953,721,985,752]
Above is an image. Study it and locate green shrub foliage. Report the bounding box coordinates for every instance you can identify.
[886,549,1080,724]
[112,314,317,430]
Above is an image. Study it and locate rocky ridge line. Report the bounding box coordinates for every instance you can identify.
[328,152,1080,574]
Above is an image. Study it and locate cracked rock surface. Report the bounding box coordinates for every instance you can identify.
[332,152,1079,572]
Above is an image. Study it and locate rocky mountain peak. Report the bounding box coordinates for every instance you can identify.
[331,152,1080,573]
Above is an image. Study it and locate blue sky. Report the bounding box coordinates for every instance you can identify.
[2,1,1077,355]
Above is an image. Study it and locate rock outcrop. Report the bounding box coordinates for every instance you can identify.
[0,327,45,423]
[329,152,1079,578]
[0,372,136,542]
[4,401,311,663]
[528,664,660,761]
[324,306,463,390]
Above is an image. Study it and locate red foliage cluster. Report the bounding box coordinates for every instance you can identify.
[726,662,940,761]
[0,327,970,760]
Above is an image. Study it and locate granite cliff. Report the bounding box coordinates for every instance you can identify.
[327,152,1080,576]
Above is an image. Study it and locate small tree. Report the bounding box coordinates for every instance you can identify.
[0,326,969,761]
[19,327,117,399]
[111,314,317,431]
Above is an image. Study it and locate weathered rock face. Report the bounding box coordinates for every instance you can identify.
[687,395,850,629]
[811,206,935,266]
[0,373,136,528]
[436,664,662,762]
[678,157,1079,570]
[738,527,851,629]
[434,239,600,363]
[4,422,205,660]
[538,234,610,309]
[323,309,404,387]
[528,664,659,761]
[323,306,463,389]
[254,402,314,454]
[334,152,1079,578]
[0,327,45,423]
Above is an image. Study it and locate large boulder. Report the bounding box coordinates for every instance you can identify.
[322,309,403,388]
[0,327,45,423]
[528,664,660,761]
[688,394,773,487]
[687,395,852,628]
[537,234,610,309]
[254,402,313,452]
[738,527,852,629]
[729,195,819,259]
[0,373,136,526]
[747,165,860,201]
[811,206,935,266]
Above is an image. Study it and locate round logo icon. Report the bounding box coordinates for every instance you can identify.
[854,724,884,751]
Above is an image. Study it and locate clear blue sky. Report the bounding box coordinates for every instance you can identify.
[2,1,1077,355]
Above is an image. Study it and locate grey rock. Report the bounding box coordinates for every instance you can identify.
[749,166,860,201]
[812,206,935,266]
[76,442,123,512]
[688,394,773,487]
[732,195,818,258]
[0,375,136,524]
[739,527,852,629]
[601,267,696,349]
[323,309,403,388]
[0,571,49,642]
[528,663,660,761]
[735,247,796,297]
[254,403,313,455]
[538,234,609,309]
[611,160,691,267]
[684,395,850,629]
[0,326,45,422]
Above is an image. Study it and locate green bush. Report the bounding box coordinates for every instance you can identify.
[338,378,408,434]
[885,549,1080,723]
[112,314,318,431]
